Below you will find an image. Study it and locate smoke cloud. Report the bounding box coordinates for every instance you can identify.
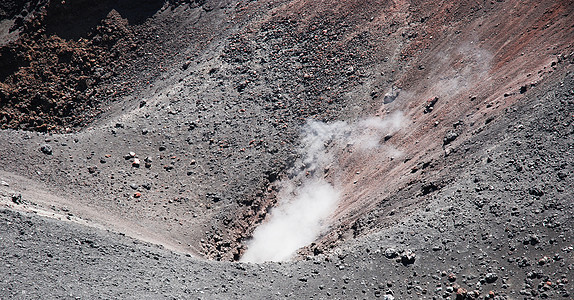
[240,111,405,263]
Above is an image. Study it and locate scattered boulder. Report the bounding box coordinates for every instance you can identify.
[528,234,540,245]
[384,248,398,259]
[400,250,416,265]
[87,166,98,173]
[443,131,458,145]
[11,194,22,204]
[40,144,53,155]
[485,273,498,283]
[520,85,528,94]
[144,157,152,168]
[383,87,400,104]
[424,97,438,113]
[528,187,544,197]
[421,182,439,195]
[455,287,468,300]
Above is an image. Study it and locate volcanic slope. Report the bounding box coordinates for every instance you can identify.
[0,0,573,298]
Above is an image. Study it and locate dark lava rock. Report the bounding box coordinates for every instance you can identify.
[40,144,53,155]
[11,194,22,204]
[528,187,544,197]
[528,234,540,245]
[424,97,438,113]
[384,248,398,259]
[485,273,498,283]
[87,166,98,174]
[421,182,439,195]
[400,250,416,265]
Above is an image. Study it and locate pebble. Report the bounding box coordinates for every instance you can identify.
[132,158,141,167]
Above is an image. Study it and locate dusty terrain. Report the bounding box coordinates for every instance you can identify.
[0,0,573,298]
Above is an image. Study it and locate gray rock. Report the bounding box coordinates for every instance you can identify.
[383,87,400,104]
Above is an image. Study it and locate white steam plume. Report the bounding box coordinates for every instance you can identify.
[240,111,405,263]
[240,179,339,262]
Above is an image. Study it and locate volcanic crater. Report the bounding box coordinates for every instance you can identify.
[0,0,573,298]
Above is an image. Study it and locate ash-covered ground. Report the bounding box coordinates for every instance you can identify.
[1,0,573,299]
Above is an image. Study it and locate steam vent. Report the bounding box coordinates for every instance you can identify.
[1,0,573,298]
